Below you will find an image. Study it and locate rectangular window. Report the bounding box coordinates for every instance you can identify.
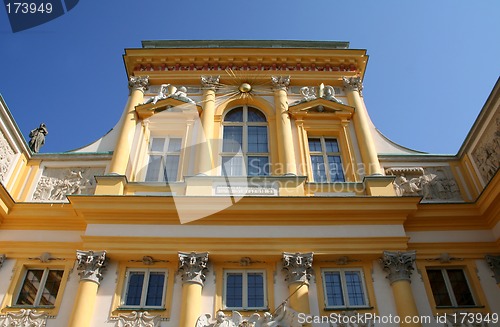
[426,268,475,308]
[122,269,167,309]
[322,268,368,309]
[15,268,64,307]
[145,137,181,182]
[224,270,266,310]
[308,138,345,182]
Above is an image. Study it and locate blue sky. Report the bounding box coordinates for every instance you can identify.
[0,0,499,154]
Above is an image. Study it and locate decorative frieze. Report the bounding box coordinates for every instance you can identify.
[342,75,363,95]
[115,311,160,327]
[32,167,105,201]
[200,75,220,90]
[178,252,209,286]
[380,250,416,284]
[471,111,499,184]
[0,130,15,184]
[485,255,500,283]
[282,252,314,285]
[128,75,150,92]
[271,76,291,90]
[76,250,107,284]
[1,309,48,327]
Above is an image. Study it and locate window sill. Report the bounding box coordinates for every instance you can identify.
[7,305,56,309]
[116,307,167,311]
[324,306,373,311]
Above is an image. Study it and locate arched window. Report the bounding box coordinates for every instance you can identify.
[221,106,269,176]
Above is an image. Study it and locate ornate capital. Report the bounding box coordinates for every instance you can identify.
[485,255,500,283]
[115,311,160,327]
[0,254,5,269]
[342,75,363,95]
[380,250,416,284]
[2,309,48,327]
[178,252,209,286]
[200,75,220,90]
[282,252,313,285]
[76,250,107,284]
[128,75,150,92]
[271,75,290,90]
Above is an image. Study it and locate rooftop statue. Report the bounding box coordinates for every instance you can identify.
[28,123,48,153]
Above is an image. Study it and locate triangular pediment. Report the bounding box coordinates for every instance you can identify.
[288,98,354,118]
[135,97,202,119]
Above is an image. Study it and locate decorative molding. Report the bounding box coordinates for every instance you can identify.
[342,75,363,95]
[128,256,168,266]
[142,84,195,105]
[115,311,160,327]
[425,253,463,264]
[290,83,343,106]
[471,110,499,184]
[28,252,65,263]
[322,256,362,265]
[224,257,264,266]
[200,75,220,91]
[271,75,290,91]
[76,250,107,284]
[380,250,416,284]
[128,75,150,92]
[178,252,209,286]
[282,252,314,285]
[485,255,500,283]
[0,254,5,269]
[1,309,48,327]
[0,130,16,184]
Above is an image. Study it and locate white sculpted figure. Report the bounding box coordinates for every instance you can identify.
[143,84,169,105]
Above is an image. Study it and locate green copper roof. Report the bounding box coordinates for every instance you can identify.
[141,40,350,50]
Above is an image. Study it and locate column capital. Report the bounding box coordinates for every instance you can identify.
[485,255,500,283]
[271,75,290,91]
[381,250,416,284]
[342,75,363,95]
[282,252,313,285]
[200,75,220,90]
[178,252,209,286]
[128,75,150,92]
[76,250,107,284]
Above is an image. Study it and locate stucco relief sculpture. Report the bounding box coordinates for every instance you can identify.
[115,311,160,327]
[282,252,314,285]
[0,254,5,269]
[32,167,104,201]
[342,75,363,95]
[271,76,291,90]
[290,83,343,106]
[0,309,48,327]
[0,130,15,183]
[386,167,462,201]
[380,250,416,284]
[142,84,195,105]
[471,114,499,184]
[28,123,48,153]
[129,75,150,91]
[76,250,107,284]
[178,252,209,286]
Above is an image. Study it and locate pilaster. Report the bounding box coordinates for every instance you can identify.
[282,252,313,314]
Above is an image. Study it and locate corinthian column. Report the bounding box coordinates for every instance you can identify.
[343,76,382,176]
[68,250,107,327]
[272,76,297,175]
[196,76,220,176]
[109,76,149,177]
[381,250,421,327]
[282,252,313,314]
[178,252,209,327]
[485,255,500,286]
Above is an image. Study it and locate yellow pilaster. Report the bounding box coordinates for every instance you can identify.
[196,76,219,176]
[343,76,382,176]
[272,76,297,176]
[283,252,313,314]
[68,250,107,327]
[381,250,421,327]
[108,76,149,176]
[178,252,209,327]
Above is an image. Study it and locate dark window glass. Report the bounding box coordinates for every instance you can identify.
[125,272,145,306]
[247,273,264,308]
[247,107,266,122]
[16,269,63,306]
[226,273,243,308]
[324,271,344,307]
[145,272,165,307]
[224,108,244,122]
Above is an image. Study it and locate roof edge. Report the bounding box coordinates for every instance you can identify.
[141,40,350,50]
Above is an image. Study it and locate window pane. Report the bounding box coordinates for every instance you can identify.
[247,107,266,122]
[324,139,340,153]
[151,138,165,152]
[168,138,182,152]
[328,155,345,182]
[344,271,366,306]
[311,155,327,182]
[427,269,452,307]
[16,269,44,305]
[145,155,162,182]
[324,271,344,307]
[308,138,322,152]
[125,272,145,306]
[248,156,269,176]
[164,155,180,182]
[247,273,264,308]
[447,269,475,306]
[222,156,244,176]
[223,126,243,152]
[39,270,63,306]
[225,108,244,122]
[226,273,243,308]
[248,126,268,153]
[145,272,165,307]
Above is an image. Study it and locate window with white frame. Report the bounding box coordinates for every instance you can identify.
[144,137,182,182]
[224,270,266,310]
[308,137,345,182]
[426,268,475,308]
[221,106,270,176]
[322,268,369,309]
[122,268,167,309]
[15,268,64,307]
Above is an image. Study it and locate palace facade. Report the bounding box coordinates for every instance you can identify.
[0,40,499,327]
